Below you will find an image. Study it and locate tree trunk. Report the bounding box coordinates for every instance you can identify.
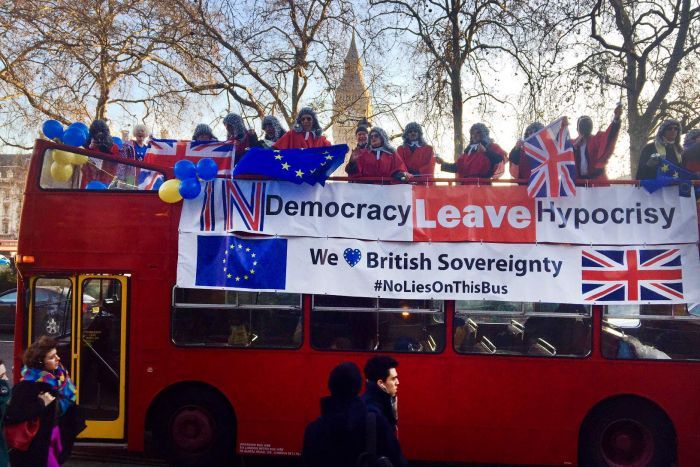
[95,89,109,121]
[627,115,652,178]
[450,70,464,158]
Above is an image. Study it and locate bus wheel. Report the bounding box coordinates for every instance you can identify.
[154,387,236,467]
[580,399,675,467]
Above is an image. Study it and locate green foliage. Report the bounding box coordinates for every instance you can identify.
[0,267,17,293]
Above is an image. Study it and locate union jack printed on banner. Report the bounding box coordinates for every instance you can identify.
[226,180,266,231]
[581,249,684,302]
[524,118,576,198]
[197,180,267,232]
[145,139,234,176]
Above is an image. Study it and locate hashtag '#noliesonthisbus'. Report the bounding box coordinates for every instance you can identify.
[374,280,382,291]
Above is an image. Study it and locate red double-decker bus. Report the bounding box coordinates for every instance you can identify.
[12,139,700,466]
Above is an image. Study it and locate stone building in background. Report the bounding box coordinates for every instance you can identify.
[332,34,372,171]
[0,154,30,257]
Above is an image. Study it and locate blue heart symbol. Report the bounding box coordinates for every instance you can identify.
[343,248,362,267]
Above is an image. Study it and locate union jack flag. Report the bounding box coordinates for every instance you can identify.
[137,169,164,191]
[582,249,684,302]
[145,139,235,176]
[524,118,576,198]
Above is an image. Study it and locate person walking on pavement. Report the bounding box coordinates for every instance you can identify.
[363,356,401,438]
[303,362,406,467]
[5,336,85,467]
[0,359,10,466]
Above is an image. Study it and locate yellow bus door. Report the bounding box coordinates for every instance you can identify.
[26,275,128,439]
[74,275,128,439]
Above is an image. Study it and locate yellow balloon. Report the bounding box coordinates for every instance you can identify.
[71,154,89,165]
[52,149,74,164]
[158,179,183,203]
[50,162,73,182]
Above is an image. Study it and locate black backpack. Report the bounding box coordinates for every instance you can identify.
[356,412,393,467]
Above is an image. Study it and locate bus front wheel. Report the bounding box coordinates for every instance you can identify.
[579,399,675,467]
[153,387,236,467]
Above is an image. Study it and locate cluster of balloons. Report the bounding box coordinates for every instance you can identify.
[158,158,219,203]
[43,120,91,182]
[42,119,125,149]
[49,148,91,182]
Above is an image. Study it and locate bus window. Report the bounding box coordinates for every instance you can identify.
[603,304,700,361]
[31,278,73,374]
[311,295,444,353]
[171,289,302,349]
[40,148,165,192]
[454,301,591,357]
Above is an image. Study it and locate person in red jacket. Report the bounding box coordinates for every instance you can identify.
[682,129,700,174]
[573,103,622,180]
[349,119,370,160]
[274,107,332,149]
[81,119,121,187]
[508,122,544,183]
[346,127,410,184]
[397,122,435,181]
[223,113,258,166]
[437,123,505,183]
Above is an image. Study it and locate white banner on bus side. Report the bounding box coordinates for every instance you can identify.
[179,181,698,246]
[177,233,700,305]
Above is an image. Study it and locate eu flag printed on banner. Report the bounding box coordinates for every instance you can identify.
[640,159,697,198]
[232,144,349,185]
[195,236,287,289]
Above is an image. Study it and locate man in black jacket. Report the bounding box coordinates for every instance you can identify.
[302,362,406,467]
[363,356,400,437]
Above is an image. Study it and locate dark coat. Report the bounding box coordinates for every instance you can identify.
[0,379,10,466]
[5,380,85,466]
[636,142,681,180]
[362,382,398,436]
[302,396,406,467]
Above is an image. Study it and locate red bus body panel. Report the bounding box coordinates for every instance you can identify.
[14,140,700,465]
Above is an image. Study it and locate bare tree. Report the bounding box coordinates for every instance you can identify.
[0,0,192,148]
[367,0,537,158]
[156,0,370,129]
[523,0,700,175]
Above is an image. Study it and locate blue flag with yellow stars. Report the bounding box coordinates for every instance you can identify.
[640,159,698,198]
[195,235,287,289]
[232,144,349,185]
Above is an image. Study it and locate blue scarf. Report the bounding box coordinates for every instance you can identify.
[21,364,76,416]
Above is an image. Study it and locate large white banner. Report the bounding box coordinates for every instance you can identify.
[177,233,700,304]
[180,181,698,245]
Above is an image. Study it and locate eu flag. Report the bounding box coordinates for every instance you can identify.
[640,160,697,197]
[195,235,287,289]
[232,144,349,185]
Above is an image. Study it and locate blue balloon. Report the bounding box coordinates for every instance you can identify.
[179,177,202,199]
[86,180,108,190]
[112,136,123,149]
[42,120,64,140]
[67,122,89,138]
[196,158,219,182]
[62,128,87,147]
[174,159,197,181]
